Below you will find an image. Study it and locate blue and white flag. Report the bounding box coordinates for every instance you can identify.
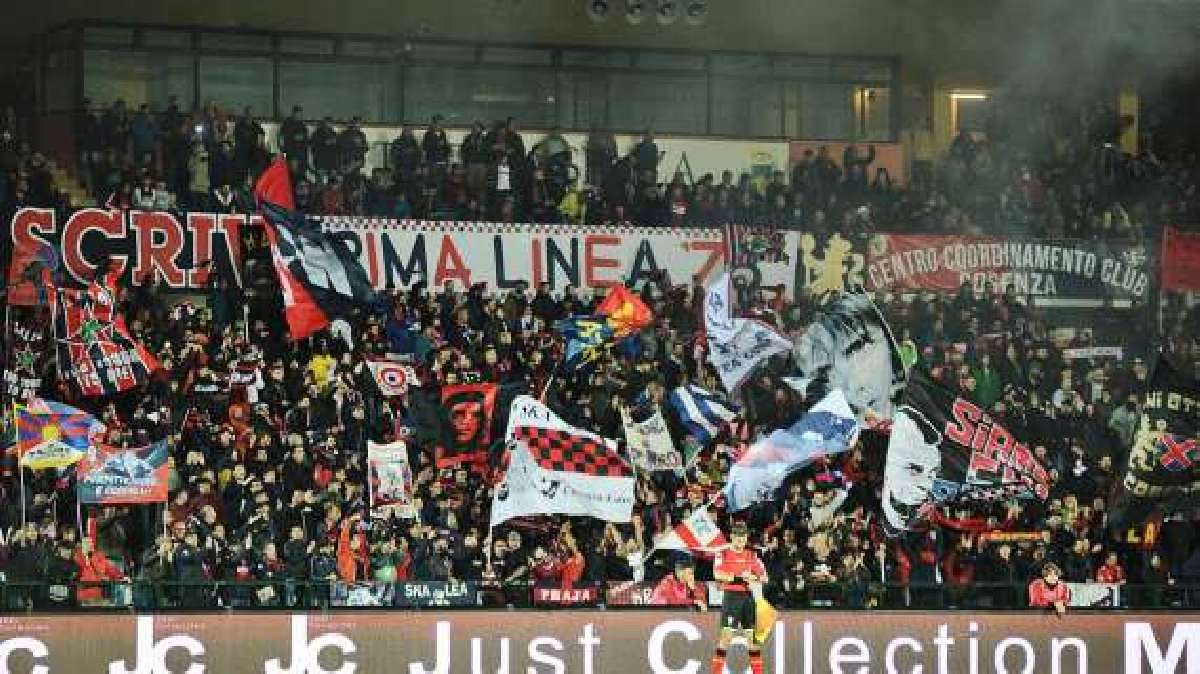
[708,320,792,392]
[704,273,791,392]
[723,389,860,511]
[668,385,740,445]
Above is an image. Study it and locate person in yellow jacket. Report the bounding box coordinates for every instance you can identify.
[558,179,584,225]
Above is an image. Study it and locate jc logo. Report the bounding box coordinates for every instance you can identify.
[109,616,206,674]
[0,636,50,674]
[264,615,357,674]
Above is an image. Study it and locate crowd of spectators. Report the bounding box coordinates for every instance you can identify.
[2,94,1190,245]
[0,93,1198,612]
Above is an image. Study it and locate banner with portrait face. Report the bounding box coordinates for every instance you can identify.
[436,383,498,468]
[882,368,1049,533]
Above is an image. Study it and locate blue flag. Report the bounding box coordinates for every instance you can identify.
[668,384,740,445]
[723,389,860,511]
[556,316,615,368]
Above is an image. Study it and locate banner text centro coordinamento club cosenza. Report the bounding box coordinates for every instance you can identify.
[865,234,1153,303]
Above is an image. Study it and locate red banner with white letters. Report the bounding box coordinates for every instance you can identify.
[1163,227,1200,292]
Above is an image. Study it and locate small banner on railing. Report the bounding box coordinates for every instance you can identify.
[1066,582,1120,608]
[394,581,479,608]
[532,586,600,607]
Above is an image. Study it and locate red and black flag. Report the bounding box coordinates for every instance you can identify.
[1111,355,1200,529]
[254,158,376,339]
[436,383,498,468]
[512,425,634,477]
[54,269,160,397]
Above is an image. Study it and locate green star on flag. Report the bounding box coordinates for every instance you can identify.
[80,318,102,343]
[15,348,35,371]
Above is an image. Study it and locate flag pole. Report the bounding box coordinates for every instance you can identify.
[17,465,25,527]
[12,398,25,527]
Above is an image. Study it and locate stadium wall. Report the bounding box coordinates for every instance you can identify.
[0,611,1196,673]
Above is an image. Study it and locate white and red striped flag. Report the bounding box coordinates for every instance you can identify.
[653,507,728,555]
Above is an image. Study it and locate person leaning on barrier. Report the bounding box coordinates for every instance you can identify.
[651,556,708,610]
[1028,562,1071,616]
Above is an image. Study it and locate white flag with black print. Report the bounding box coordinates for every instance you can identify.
[620,405,682,471]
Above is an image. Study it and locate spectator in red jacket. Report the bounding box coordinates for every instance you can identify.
[1095,552,1127,585]
[1029,562,1070,616]
[651,556,708,610]
[75,539,126,604]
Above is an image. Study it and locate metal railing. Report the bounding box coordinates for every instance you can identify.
[0,579,1193,612]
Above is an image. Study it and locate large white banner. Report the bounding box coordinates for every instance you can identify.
[491,396,635,526]
[322,219,727,294]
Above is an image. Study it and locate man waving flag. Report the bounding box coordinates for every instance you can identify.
[254,158,376,339]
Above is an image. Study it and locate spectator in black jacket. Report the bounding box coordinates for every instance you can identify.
[390,124,421,187]
[45,544,80,610]
[422,115,450,170]
[339,116,369,175]
[279,105,309,174]
[311,116,339,178]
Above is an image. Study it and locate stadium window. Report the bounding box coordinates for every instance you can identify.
[635,51,706,70]
[279,37,336,56]
[200,32,271,53]
[710,78,783,137]
[82,26,135,47]
[404,65,556,127]
[857,86,892,141]
[952,91,992,136]
[480,47,553,66]
[198,56,273,114]
[711,54,770,77]
[44,51,80,113]
[279,61,391,122]
[556,72,609,130]
[608,72,706,134]
[793,83,855,140]
[141,29,190,50]
[407,42,476,63]
[83,50,194,110]
[561,50,633,68]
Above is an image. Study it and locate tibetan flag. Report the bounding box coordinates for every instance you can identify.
[15,398,105,470]
[556,316,615,368]
[255,158,377,339]
[597,284,653,336]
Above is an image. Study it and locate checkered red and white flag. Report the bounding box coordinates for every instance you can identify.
[490,396,635,527]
